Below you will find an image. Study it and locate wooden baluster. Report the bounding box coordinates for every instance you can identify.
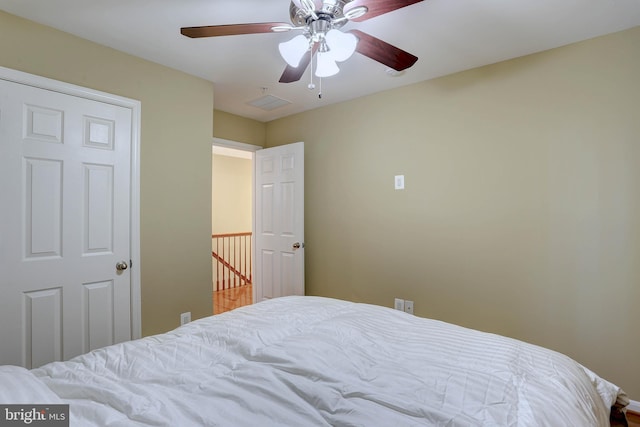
[223,236,227,290]
[234,236,238,288]
[241,235,246,286]
[244,234,248,285]
[226,236,230,290]
[246,235,249,285]
[216,237,220,291]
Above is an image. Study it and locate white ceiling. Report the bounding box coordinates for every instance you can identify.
[1,0,639,122]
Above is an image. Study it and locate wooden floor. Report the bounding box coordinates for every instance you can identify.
[213,284,252,314]
[628,411,640,427]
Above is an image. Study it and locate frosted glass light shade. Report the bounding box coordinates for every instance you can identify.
[315,52,339,77]
[325,29,357,62]
[279,34,309,67]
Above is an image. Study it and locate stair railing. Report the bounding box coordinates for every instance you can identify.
[212,232,252,291]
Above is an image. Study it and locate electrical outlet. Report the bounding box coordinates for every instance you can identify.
[180,312,191,325]
[394,298,405,311]
[394,175,405,190]
[404,300,414,315]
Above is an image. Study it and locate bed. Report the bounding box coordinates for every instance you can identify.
[0,296,629,426]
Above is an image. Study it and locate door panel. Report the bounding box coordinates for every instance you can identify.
[83,164,114,254]
[24,288,63,369]
[25,158,63,258]
[254,142,304,301]
[84,280,115,352]
[0,78,133,368]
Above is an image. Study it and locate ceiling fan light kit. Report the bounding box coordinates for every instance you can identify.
[181,0,423,97]
[315,52,340,77]
[280,28,357,77]
[324,29,357,62]
[279,34,309,67]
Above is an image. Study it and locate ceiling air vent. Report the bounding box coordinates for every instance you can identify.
[247,95,291,111]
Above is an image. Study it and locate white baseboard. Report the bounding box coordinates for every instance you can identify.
[627,399,640,413]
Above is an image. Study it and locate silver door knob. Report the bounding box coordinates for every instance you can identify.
[116,261,129,271]
[292,242,304,249]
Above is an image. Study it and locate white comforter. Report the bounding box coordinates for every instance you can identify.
[2,297,628,426]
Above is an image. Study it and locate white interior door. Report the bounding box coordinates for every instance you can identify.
[254,142,304,301]
[0,77,134,368]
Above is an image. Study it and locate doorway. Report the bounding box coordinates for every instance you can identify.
[211,139,306,313]
[211,139,258,314]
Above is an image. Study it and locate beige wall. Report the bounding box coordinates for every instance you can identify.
[266,27,640,398]
[212,154,253,234]
[213,109,266,147]
[0,11,214,336]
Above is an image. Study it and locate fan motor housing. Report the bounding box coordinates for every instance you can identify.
[289,0,351,29]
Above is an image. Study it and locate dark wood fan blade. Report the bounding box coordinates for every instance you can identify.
[343,0,424,22]
[348,29,418,71]
[279,43,318,83]
[181,22,291,38]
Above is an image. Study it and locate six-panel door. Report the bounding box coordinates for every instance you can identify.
[254,142,305,302]
[0,79,132,368]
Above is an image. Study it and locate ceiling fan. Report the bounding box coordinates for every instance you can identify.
[181,0,424,85]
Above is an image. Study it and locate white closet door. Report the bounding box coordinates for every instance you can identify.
[0,78,133,368]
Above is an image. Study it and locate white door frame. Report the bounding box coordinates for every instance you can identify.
[0,66,142,340]
[212,137,262,153]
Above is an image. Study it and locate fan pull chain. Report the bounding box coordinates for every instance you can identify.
[307,49,316,91]
[305,48,322,99]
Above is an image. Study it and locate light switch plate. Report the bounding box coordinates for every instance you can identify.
[395,175,405,190]
[180,312,191,325]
